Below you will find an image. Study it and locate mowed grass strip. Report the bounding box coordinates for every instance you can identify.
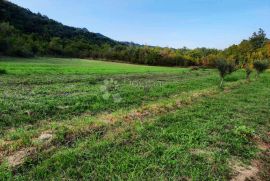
[2,74,269,180]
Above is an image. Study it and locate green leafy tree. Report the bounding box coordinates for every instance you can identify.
[250,28,267,50]
[48,37,63,55]
[0,22,16,54]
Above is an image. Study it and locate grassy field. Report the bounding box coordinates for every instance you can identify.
[0,57,269,180]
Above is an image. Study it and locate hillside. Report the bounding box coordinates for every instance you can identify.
[0,0,218,66]
[0,0,117,45]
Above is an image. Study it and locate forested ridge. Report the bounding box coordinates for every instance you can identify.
[0,0,269,67]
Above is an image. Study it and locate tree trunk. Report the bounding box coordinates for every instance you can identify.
[256,72,259,80]
[220,77,224,88]
[246,74,250,82]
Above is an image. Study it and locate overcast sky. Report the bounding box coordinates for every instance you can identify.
[10,0,270,49]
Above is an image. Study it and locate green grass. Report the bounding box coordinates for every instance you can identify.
[0,57,189,75]
[0,57,217,129]
[0,57,269,180]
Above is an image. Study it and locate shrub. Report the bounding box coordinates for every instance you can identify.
[0,69,7,75]
[215,59,236,88]
[253,60,269,78]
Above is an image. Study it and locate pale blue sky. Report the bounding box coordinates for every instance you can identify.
[10,0,270,49]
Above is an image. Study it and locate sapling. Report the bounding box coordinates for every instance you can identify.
[215,59,235,88]
[244,64,253,82]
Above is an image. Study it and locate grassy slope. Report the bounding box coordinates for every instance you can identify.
[0,57,269,180]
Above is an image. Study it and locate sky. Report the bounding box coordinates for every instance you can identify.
[9,0,270,49]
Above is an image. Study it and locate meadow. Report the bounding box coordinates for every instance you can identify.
[0,57,269,180]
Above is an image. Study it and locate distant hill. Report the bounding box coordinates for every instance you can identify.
[0,0,117,45]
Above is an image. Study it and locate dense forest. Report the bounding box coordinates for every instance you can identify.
[0,0,269,67]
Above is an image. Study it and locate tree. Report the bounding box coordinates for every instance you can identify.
[0,22,16,54]
[253,60,269,78]
[48,37,63,55]
[215,59,235,88]
[249,28,267,50]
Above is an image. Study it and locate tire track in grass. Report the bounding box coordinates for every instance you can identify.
[0,79,247,169]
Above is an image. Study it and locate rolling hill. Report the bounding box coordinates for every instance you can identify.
[0,0,117,45]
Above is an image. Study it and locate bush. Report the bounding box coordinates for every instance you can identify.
[0,69,7,75]
[253,60,269,77]
[215,59,236,88]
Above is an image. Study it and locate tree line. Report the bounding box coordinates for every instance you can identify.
[1,21,269,67]
[0,21,220,67]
